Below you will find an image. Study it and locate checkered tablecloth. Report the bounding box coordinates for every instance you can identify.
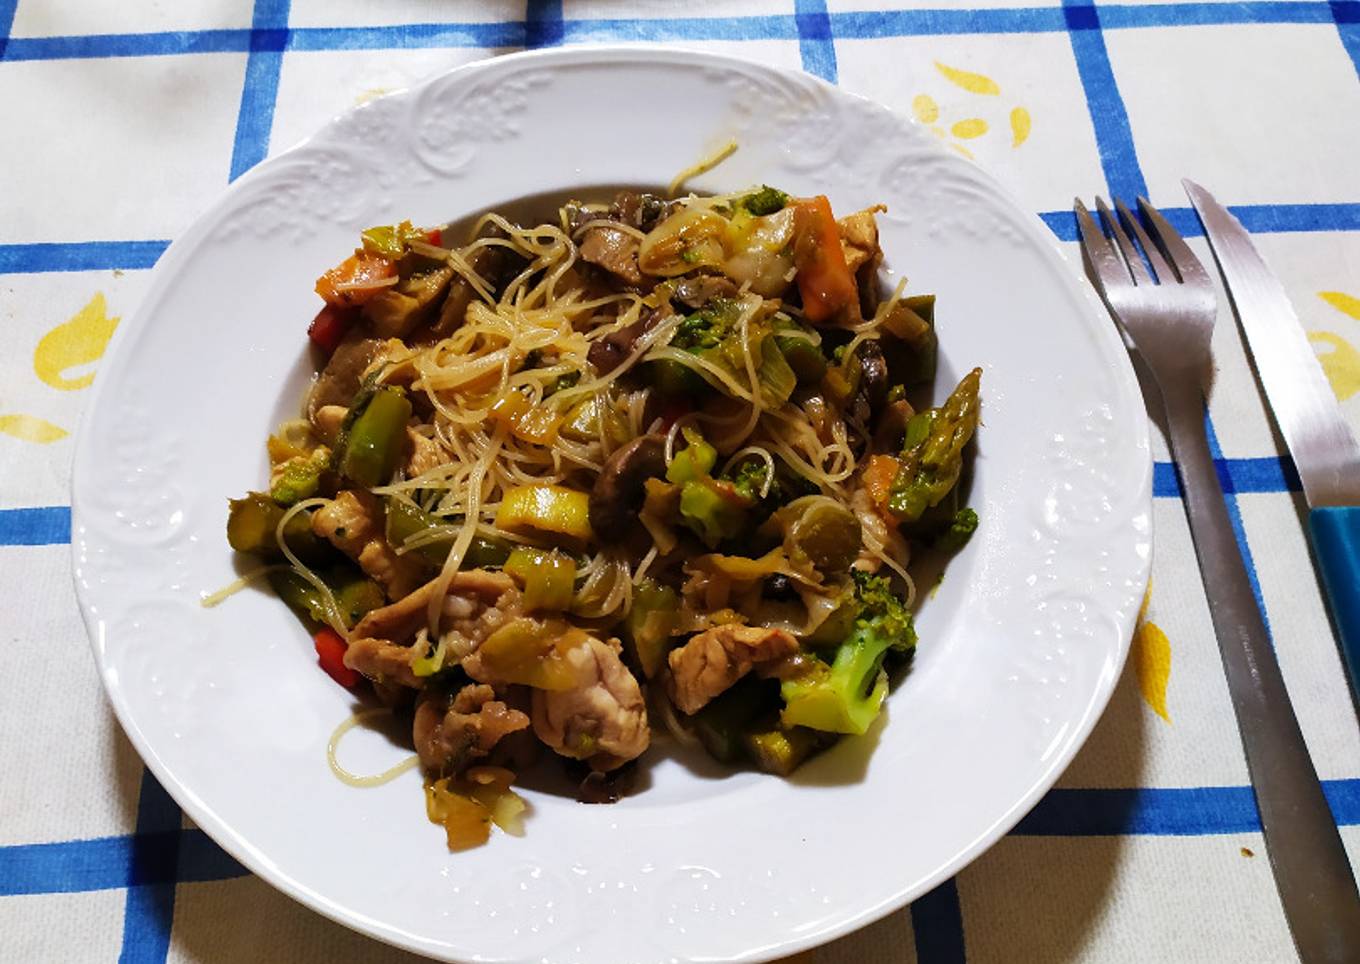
[3,1,1359,961]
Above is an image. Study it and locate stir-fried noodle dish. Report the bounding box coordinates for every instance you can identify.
[224,185,982,849]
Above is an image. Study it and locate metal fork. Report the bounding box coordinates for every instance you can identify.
[1075,196,1360,964]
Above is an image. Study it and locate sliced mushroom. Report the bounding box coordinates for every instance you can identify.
[850,339,889,425]
[588,435,667,538]
[586,305,669,375]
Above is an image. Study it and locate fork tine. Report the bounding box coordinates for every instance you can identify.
[1114,199,1173,283]
[1073,198,1129,291]
[1096,197,1151,286]
[1137,197,1211,289]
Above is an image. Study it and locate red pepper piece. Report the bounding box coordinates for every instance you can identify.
[314,628,360,688]
[307,304,357,356]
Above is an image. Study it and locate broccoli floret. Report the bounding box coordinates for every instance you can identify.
[779,571,916,735]
[935,507,978,553]
[724,458,770,503]
[742,185,790,216]
[671,299,741,352]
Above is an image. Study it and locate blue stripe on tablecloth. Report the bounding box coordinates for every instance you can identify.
[0,241,169,274]
[795,0,839,83]
[4,30,251,60]
[1,3,1351,63]
[561,15,796,42]
[525,0,564,49]
[0,0,17,59]
[3,204,1356,276]
[3,780,1355,896]
[0,832,246,896]
[228,0,290,181]
[1064,1,1148,201]
[1017,779,1360,835]
[1041,203,1360,241]
[288,22,523,50]
[911,878,967,963]
[1334,1,1360,76]
[0,507,72,545]
[0,457,1300,548]
[118,773,182,964]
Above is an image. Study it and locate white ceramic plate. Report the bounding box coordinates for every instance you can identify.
[73,47,1151,964]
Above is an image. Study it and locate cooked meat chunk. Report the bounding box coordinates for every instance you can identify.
[364,265,455,338]
[434,235,526,336]
[307,334,386,417]
[343,635,425,688]
[352,569,517,644]
[413,684,530,772]
[405,429,446,478]
[344,571,522,689]
[838,206,884,275]
[311,490,426,600]
[666,624,799,714]
[840,206,886,318]
[531,635,650,771]
[580,226,644,286]
[312,404,347,444]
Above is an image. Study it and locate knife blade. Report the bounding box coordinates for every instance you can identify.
[1185,178,1360,708]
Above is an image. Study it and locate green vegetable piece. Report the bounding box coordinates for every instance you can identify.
[550,371,581,394]
[754,336,797,408]
[648,359,706,399]
[935,507,979,553]
[803,591,857,647]
[691,677,778,764]
[339,387,413,487]
[665,427,717,485]
[887,368,982,523]
[779,571,915,735]
[334,576,385,626]
[623,579,679,678]
[724,459,769,503]
[267,566,382,628]
[742,722,824,776]
[385,497,511,569]
[504,547,577,611]
[774,333,828,385]
[672,300,740,352]
[360,220,429,260]
[679,479,750,548]
[270,448,329,507]
[741,186,790,217]
[227,493,323,560]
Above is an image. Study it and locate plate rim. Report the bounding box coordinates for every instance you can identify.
[71,43,1153,963]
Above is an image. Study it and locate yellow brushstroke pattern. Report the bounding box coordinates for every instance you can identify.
[0,414,68,444]
[950,143,975,160]
[1133,585,1171,722]
[935,61,1000,95]
[34,292,120,391]
[912,93,940,125]
[1310,331,1360,401]
[951,118,988,139]
[1135,623,1172,722]
[1320,290,1360,320]
[1010,106,1031,147]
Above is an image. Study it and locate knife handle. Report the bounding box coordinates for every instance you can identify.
[1310,506,1360,707]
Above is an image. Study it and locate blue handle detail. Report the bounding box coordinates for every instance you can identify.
[1309,506,1360,706]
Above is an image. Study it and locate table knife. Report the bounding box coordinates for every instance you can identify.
[1185,179,1360,707]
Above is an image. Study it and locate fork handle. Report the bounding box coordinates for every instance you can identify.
[1162,378,1360,963]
